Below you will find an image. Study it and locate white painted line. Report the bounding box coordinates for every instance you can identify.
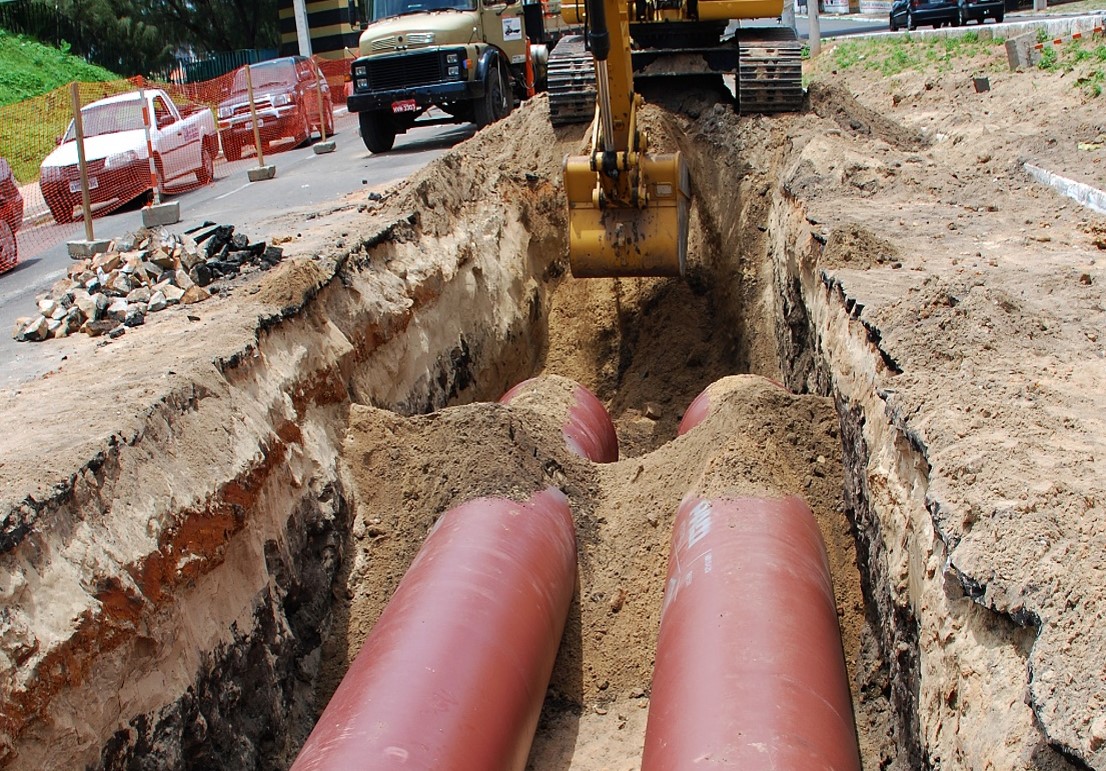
[1025,163,1106,215]
[214,182,252,201]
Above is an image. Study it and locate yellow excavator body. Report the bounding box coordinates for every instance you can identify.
[559,0,692,278]
[552,0,802,278]
[564,147,690,277]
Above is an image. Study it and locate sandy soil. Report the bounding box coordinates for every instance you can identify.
[2,18,1106,771]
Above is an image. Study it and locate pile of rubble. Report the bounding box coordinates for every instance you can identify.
[12,224,283,343]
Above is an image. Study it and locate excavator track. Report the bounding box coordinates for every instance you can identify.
[732,27,805,114]
[547,28,804,126]
[547,35,598,127]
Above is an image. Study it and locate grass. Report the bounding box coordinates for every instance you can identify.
[0,29,126,184]
[826,33,1007,76]
[0,28,118,107]
[820,29,1106,100]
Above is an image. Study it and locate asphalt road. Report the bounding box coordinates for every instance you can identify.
[0,107,476,388]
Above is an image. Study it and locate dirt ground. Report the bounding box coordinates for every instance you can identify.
[2,17,1106,771]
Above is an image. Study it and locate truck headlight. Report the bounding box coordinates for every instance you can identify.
[356,79,369,90]
[448,66,460,78]
[105,150,141,169]
[272,93,293,107]
[353,65,368,78]
[40,165,63,182]
[218,105,234,119]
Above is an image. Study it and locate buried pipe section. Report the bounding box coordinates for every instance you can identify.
[293,378,617,771]
[500,375,619,463]
[292,487,576,771]
[642,494,861,771]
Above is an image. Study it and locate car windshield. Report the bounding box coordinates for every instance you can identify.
[231,61,297,93]
[64,100,145,141]
[371,0,475,22]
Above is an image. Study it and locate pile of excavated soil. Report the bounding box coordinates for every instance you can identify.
[3,21,1106,771]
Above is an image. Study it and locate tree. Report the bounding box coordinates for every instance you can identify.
[0,0,279,76]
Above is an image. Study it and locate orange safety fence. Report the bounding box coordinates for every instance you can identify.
[0,55,353,273]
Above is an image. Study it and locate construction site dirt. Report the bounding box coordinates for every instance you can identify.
[1,28,1105,771]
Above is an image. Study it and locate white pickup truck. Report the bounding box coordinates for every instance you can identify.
[38,89,218,223]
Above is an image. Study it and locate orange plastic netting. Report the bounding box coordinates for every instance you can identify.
[0,56,350,272]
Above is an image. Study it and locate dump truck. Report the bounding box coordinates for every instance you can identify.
[346,0,574,152]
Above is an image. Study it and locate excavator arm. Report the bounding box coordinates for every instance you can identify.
[562,0,691,277]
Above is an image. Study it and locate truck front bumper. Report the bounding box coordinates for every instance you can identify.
[347,79,485,114]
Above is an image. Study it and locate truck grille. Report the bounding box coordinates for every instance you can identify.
[365,52,443,90]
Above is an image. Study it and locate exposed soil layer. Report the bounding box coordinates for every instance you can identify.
[0,20,1104,771]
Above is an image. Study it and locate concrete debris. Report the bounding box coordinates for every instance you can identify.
[12,225,283,343]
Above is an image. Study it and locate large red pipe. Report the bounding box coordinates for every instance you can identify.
[642,495,861,771]
[678,375,790,436]
[500,376,618,463]
[291,486,576,771]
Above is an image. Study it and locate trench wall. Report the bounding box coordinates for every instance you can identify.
[0,161,557,769]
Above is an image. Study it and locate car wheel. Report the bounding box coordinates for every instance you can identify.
[0,220,16,273]
[995,9,1004,21]
[47,195,74,224]
[298,105,312,147]
[196,142,214,185]
[474,63,512,129]
[907,10,917,29]
[890,13,899,31]
[359,110,396,154]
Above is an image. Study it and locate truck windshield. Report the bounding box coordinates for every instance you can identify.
[231,61,297,92]
[63,100,145,141]
[371,0,475,21]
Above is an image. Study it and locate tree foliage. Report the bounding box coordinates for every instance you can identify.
[0,0,279,76]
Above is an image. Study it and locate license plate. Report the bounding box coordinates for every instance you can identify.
[69,177,98,193]
[392,99,418,114]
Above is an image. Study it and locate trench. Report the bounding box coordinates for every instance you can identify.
[4,85,1054,770]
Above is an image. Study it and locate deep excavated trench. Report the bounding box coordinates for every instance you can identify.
[5,82,1058,770]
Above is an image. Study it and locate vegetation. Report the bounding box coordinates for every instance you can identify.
[827,33,1007,76]
[823,29,1106,99]
[0,29,118,106]
[0,0,278,77]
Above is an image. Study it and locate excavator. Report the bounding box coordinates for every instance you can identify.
[552,0,803,277]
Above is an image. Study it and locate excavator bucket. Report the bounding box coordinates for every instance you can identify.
[564,152,691,278]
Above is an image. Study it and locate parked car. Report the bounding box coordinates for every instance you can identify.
[889,0,958,30]
[38,89,218,224]
[0,157,24,273]
[957,0,1004,25]
[217,56,335,162]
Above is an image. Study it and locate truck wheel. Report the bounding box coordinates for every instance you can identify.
[359,111,396,153]
[0,220,16,272]
[196,142,214,185]
[474,64,511,129]
[224,137,243,162]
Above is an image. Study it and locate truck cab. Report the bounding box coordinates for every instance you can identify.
[346,0,557,152]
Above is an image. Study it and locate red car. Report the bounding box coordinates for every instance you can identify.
[0,157,24,274]
[217,56,335,161]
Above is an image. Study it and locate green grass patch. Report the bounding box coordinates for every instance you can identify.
[827,34,1005,77]
[0,29,118,107]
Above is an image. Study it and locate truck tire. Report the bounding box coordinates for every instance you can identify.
[224,137,244,162]
[359,111,396,153]
[474,64,512,129]
[196,141,214,185]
